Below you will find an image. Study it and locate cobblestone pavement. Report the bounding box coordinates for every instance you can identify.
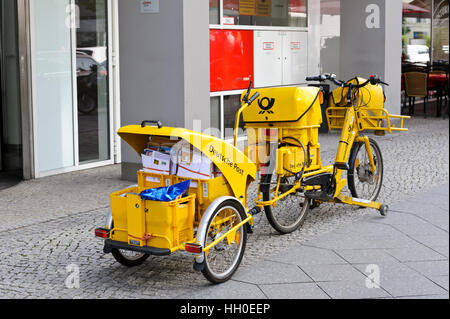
[0,118,448,299]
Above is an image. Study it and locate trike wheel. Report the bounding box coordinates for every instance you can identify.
[348,138,384,202]
[261,174,310,234]
[202,200,248,284]
[111,249,150,267]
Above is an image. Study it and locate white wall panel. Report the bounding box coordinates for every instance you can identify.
[254,30,283,88]
[283,31,308,86]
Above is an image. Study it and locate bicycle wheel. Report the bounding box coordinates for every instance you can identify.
[261,174,310,234]
[111,249,150,267]
[348,138,384,202]
[202,200,247,284]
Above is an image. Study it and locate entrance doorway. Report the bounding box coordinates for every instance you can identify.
[0,0,22,190]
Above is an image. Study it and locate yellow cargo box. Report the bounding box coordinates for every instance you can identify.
[242,87,323,128]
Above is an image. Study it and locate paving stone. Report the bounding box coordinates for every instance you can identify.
[265,245,348,266]
[404,260,449,277]
[259,283,330,299]
[386,246,447,262]
[232,261,312,285]
[334,249,399,264]
[317,280,391,299]
[180,280,267,299]
[300,264,367,282]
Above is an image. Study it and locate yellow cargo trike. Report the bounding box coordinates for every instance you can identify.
[240,74,410,234]
[95,115,262,284]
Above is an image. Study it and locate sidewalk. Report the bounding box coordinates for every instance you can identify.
[185,183,449,299]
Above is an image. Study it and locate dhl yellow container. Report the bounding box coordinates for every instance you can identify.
[276,145,322,176]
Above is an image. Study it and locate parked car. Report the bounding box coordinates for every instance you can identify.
[405,44,430,64]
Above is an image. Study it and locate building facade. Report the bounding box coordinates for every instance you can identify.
[0,0,444,182]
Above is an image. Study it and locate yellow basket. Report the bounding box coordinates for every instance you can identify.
[137,170,173,193]
[326,107,410,133]
[173,175,234,221]
[109,186,196,251]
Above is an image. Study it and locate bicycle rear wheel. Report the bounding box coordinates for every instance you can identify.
[261,174,310,234]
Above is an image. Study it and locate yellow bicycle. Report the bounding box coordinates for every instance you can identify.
[236,74,410,234]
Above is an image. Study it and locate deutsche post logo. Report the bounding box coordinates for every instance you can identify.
[258,97,275,114]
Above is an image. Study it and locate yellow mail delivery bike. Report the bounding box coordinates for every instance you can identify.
[238,74,410,234]
[95,120,262,284]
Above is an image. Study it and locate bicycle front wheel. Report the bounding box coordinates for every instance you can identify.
[348,138,384,202]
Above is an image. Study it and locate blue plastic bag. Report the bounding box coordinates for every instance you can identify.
[139,180,191,202]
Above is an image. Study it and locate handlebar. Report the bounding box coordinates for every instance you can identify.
[306,73,389,88]
[306,74,389,105]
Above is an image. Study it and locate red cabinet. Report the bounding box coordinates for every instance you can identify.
[210,29,254,92]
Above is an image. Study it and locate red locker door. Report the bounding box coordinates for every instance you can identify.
[210,29,254,92]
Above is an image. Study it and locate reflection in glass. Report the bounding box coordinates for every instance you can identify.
[76,0,110,164]
[222,0,307,27]
[224,95,245,139]
[0,0,22,175]
[210,0,220,24]
[210,96,221,131]
[320,0,340,81]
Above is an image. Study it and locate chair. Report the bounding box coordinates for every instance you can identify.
[403,71,430,117]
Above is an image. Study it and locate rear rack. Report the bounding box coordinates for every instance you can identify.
[327,107,410,133]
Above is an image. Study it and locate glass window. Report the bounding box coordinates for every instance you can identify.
[402,0,432,64]
[221,0,307,27]
[210,0,220,24]
[210,96,221,131]
[31,0,75,173]
[76,0,110,164]
[432,0,449,62]
[223,94,245,139]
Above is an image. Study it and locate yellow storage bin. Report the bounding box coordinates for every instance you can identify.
[137,170,173,193]
[109,185,196,251]
[276,144,322,176]
[242,87,323,128]
[144,195,196,250]
[173,175,234,221]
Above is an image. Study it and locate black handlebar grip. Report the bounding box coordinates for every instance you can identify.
[306,76,321,82]
[141,121,163,129]
[248,92,260,105]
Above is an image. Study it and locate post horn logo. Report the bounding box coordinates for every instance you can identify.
[258,97,276,115]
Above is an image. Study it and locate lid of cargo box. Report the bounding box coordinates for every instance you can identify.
[242,86,322,125]
[118,124,257,200]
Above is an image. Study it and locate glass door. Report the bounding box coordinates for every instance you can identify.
[30,0,113,177]
[76,0,110,164]
[0,0,23,176]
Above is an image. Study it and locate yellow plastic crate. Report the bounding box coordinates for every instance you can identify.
[276,144,322,176]
[137,170,173,193]
[173,175,234,222]
[109,186,196,250]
